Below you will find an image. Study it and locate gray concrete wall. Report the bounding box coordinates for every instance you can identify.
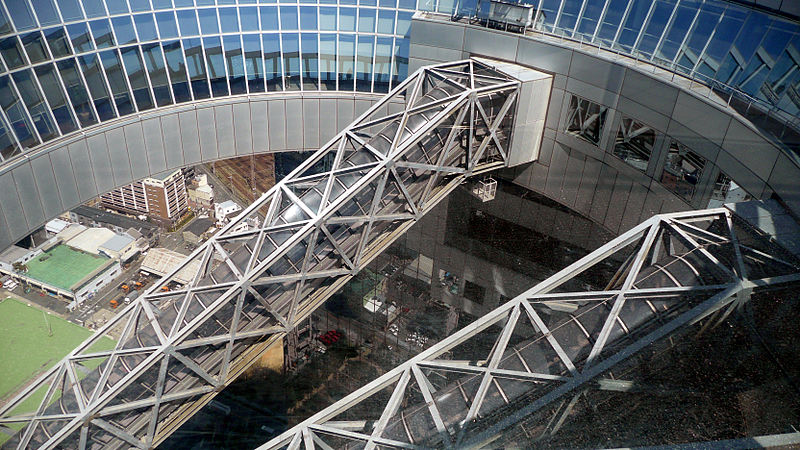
[0,92,387,250]
[409,16,800,237]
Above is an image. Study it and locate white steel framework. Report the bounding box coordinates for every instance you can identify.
[261,207,800,450]
[0,59,522,449]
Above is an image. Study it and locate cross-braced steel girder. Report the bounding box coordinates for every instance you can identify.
[260,207,800,450]
[0,59,522,450]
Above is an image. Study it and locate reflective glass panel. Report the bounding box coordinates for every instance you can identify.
[300,7,317,30]
[44,27,71,58]
[242,33,264,92]
[120,46,156,110]
[282,33,300,90]
[162,40,192,102]
[142,43,173,106]
[396,11,412,36]
[134,14,159,42]
[339,8,356,31]
[90,19,116,49]
[0,37,27,69]
[260,7,279,30]
[183,37,211,99]
[219,8,239,33]
[177,10,200,36]
[377,9,395,34]
[11,69,59,141]
[21,32,49,63]
[98,49,136,115]
[156,11,179,39]
[301,33,318,90]
[203,36,229,96]
[398,0,415,9]
[82,0,107,18]
[152,0,172,9]
[30,0,60,26]
[374,36,391,92]
[356,35,373,92]
[66,23,94,53]
[106,0,130,14]
[56,58,97,126]
[565,95,607,145]
[0,74,39,149]
[0,7,12,36]
[130,0,152,12]
[55,0,84,21]
[358,8,376,33]
[78,53,116,121]
[319,33,335,90]
[112,16,138,45]
[661,139,705,201]
[223,35,246,94]
[240,7,259,31]
[613,116,656,171]
[319,7,336,31]
[280,6,299,30]
[262,33,283,90]
[392,37,407,83]
[198,8,220,34]
[35,63,78,134]
[338,34,355,90]
[0,113,20,161]
[5,0,36,30]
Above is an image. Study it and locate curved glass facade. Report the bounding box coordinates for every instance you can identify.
[0,0,797,164]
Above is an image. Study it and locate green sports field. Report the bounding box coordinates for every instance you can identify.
[0,298,115,402]
[24,244,108,291]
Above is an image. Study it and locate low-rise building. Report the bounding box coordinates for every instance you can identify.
[70,205,158,241]
[188,174,214,208]
[100,169,189,227]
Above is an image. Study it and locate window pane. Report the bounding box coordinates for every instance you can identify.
[177,10,200,36]
[613,116,655,171]
[282,33,300,90]
[0,37,27,69]
[78,53,116,120]
[203,36,229,96]
[358,8,376,33]
[120,46,155,110]
[219,8,239,33]
[30,0,61,26]
[280,6,298,30]
[98,49,136,115]
[90,19,116,49]
[129,0,152,12]
[106,0,129,14]
[0,75,39,148]
[82,0,107,18]
[300,7,317,30]
[5,0,36,30]
[56,0,84,21]
[392,37,407,83]
[56,58,97,126]
[262,33,283,91]
[396,11,412,36]
[183,37,211,99]
[162,40,192,102]
[242,34,264,92]
[34,64,78,134]
[319,33,335,90]
[198,9,219,34]
[174,0,192,6]
[377,9,395,34]
[661,139,705,201]
[565,95,607,145]
[338,34,355,90]
[44,27,71,57]
[156,11,179,39]
[356,35,373,92]
[260,7,279,30]
[223,35,246,94]
[319,7,336,31]
[12,69,59,141]
[134,14,159,42]
[152,0,172,9]
[22,32,50,63]
[339,7,356,31]
[112,16,138,45]
[0,112,21,161]
[240,7,259,31]
[301,33,317,90]
[374,36,391,92]
[142,43,173,106]
[67,23,94,53]
[0,6,13,36]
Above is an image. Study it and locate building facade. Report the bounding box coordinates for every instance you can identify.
[100,168,189,226]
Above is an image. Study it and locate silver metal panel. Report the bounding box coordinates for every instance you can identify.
[268,100,286,150]
[619,181,648,232]
[123,123,151,181]
[354,99,371,120]
[671,91,730,147]
[49,146,80,209]
[463,27,519,62]
[234,102,253,156]
[106,127,134,188]
[408,44,465,67]
[544,142,569,200]
[722,120,779,182]
[0,202,10,250]
[665,120,721,163]
[604,174,633,233]
[516,39,573,75]
[589,163,617,223]
[30,155,63,219]
[336,99,354,131]
[565,77,618,108]
[285,98,303,150]
[12,164,44,230]
[767,153,800,217]
[410,19,465,50]
[142,118,168,175]
[620,69,678,117]
[568,52,626,93]
[574,155,602,216]
[215,105,236,158]
[560,148,585,208]
[178,111,200,166]
[0,172,26,237]
[715,150,767,199]
[68,139,98,201]
[319,99,338,144]
[197,107,219,161]
[302,99,320,150]
[545,88,564,131]
[86,133,115,195]
[250,101,269,153]
[616,96,669,132]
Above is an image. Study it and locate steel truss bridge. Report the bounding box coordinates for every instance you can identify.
[0,59,527,449]
[261,207,800,449]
